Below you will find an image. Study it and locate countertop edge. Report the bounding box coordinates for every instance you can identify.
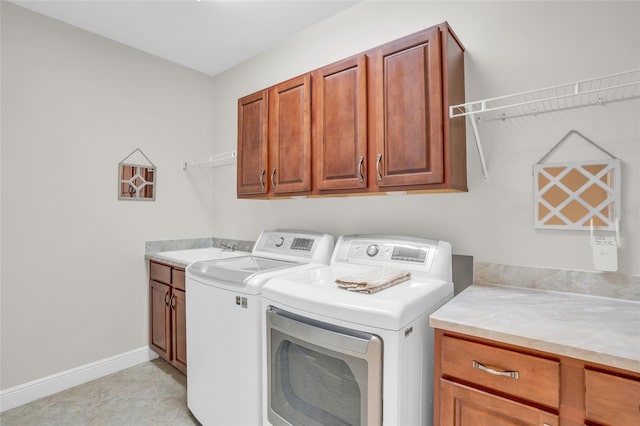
[145,254,189,269]
[429,316,640,374]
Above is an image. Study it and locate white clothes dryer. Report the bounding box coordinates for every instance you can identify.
[261,234,453,426]
[186,230,334,426]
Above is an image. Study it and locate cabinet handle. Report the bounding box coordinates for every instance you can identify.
[271,168,277,189]
[357,156,364,183]
[164,291,170,307]
[472,360,519,379]
[376,154,383,181]
[170,294,176,310]
[259,169,266,190]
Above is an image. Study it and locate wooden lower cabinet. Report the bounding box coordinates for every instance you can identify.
[149,261,187,375]
[435,329,640,426]
[585,369,640,426]
[170,288,187,374]
[149,280,171,361]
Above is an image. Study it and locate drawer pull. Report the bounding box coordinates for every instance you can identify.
[472,360,519,379]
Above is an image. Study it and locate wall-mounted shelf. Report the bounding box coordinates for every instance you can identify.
[450,69,640,180]
[183,150,237,170]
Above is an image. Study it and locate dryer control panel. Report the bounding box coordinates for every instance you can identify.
[332,235,450,278]
[345,241,433,265]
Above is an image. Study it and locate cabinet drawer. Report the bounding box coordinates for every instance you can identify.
[440,379,558,426]
[150,261,172,284]
[585,369,640,426]
[441,336,560,408]
[172,268,185,291]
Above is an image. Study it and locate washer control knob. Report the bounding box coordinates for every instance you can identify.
[275,237,285,247]
[366,244,379,257]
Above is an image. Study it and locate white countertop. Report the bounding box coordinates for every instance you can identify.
[429,284,640,373]
[146,247,250,268]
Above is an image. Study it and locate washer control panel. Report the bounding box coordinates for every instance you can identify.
[253,230,334,264]
[260,235,316,252]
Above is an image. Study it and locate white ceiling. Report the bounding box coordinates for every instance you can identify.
[12,0,360,76]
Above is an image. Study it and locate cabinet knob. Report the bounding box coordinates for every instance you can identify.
[271,168,277,189]
[357,156,365,183]
[170,294,176,310]
[260,169,266,190]
[164,291,170,307]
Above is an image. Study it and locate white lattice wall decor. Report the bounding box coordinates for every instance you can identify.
[533,159,620,231]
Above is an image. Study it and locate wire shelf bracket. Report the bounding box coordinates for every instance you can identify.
[450,69,640,181]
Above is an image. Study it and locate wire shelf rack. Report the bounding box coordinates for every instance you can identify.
[451,69,640,121]
[449,69,640,180]
[183,150,237,170]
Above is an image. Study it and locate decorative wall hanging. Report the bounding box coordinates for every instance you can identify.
[118,148,156,201]
[533,130,620,231]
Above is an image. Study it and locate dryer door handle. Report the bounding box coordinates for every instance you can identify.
[267,307,377,355]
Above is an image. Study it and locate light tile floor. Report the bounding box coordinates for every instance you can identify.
[0,358,200,426]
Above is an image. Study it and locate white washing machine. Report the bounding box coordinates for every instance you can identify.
[261,234,453,426]
[185,230,334,426]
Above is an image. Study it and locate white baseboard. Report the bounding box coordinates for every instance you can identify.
[0,346,159,413]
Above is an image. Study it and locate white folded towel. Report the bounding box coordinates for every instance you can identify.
[335,268,411,294]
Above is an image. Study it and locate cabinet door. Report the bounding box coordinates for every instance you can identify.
[149,281,171,361]
[585,369,640,426]
[371,27,444,188]
[440,379,558,426]
[237,90,269,196]
[269,74,311,194]
[313,55,368,191]
[171,289,187,375]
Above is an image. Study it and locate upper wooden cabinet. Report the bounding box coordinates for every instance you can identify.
[237,22,466,198]
[269,75,312,195]
[369,24,466,192]
[237,90,269,197]
[370,28,444,188]
[312,54,368,192]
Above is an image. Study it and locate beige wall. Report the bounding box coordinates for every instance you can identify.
[209,1,640,275]
[1,3,216,389]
